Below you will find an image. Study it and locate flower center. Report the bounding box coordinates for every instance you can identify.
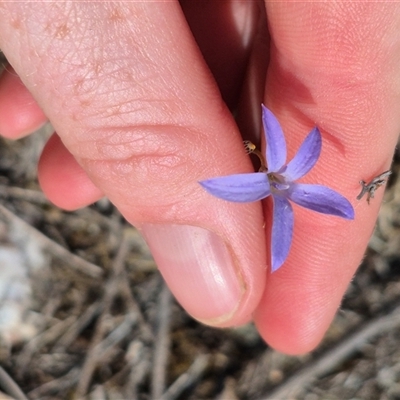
[244,141,290,192]
[268,172,290,192]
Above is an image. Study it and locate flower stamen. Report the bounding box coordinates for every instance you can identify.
[268,173,290,192]
[244,140,267,172]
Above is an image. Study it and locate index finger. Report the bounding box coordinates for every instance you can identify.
[255,1,400,354]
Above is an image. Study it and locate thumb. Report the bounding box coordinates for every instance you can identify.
[0,2,266,326]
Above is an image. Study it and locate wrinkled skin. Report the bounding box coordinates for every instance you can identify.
[0,1,398,354]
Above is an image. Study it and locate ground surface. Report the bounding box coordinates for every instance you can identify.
[0,80,399,400]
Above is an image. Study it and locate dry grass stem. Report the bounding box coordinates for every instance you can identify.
[0,366,28,400]
[161,354,210,400]
[264,302,400,399]
[151,284,173,399]
[75,233,134,397]
[0,204,103,278]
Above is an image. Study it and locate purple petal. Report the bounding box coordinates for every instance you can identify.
[287,183,355,219]
[199,173,271,203]
[284,127,322,181]
[262,105,287,172]
[271,195,294,272]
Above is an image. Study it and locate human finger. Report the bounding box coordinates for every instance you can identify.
[38,133,104,210]
[0,2,266,326]
[254,1,400,354]
[0,66,47,138]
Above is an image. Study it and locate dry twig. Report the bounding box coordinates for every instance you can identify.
[263,302,400,399]
[75,233,133,397]
[0,185,48,204]
[16,315,76,375]
[0,203,103,278]
[0,366,28,400]
[161,354,210,400]
[27,367,81,399]
[124,341,152,399]
[151,284,173,399]
[53,301,103,352]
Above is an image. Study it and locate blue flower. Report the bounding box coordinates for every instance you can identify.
[199,105,354,272]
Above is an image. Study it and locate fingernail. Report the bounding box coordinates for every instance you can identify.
[141,224,244,324]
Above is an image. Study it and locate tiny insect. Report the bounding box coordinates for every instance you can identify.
[357,170,392,204]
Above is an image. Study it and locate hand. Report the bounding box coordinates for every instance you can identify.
[0,2,398,354]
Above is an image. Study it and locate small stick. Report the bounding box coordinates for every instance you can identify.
[263,301,400,399]
[151,284,173,399]
[160,354,210,400]
[357,170,391,204]
[0,203,103,278]
[0,366,28,400]
[53,301,103,351]
[27,368,80,398]
[75,233,132,397]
